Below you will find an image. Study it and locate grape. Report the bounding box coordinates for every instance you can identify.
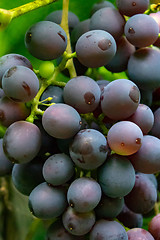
[63,76,101,114]
[0,96,30,127]
[95,194,124,219]
[98,154,135,198]
[2,66,39,102]
[46,220,84,240]
[89,219,128,240]
[90,7,126,41]
[25,21,67,60]
[71,19,90,46]
[129,135,160,174]
[107,121,143,156]
[67,177,102,213]
[39,61,55,79]
[0,138,13,176]
[101,79,140,120]
[127,47,160,91]
[150,107,160,138]
[0,53,32,87]
[42,153,75,186]
[3,121,42,164]
[125,104,154,135]
[42,103,81,139]
[12,159,44,196]
[40,85,64,107]
[28,182,67,219]
[62,206,95,236]
[117,204,143,229]
[148,213,160,239]
[91,0,115,15]
[125,173,157,214]
[127,228,155,240]
[75,30,117,68]
[45,10,79,32]
[105,36,135,73]
[69,129,109,170]
[116,0,150,17]
[150,11,160,47]
[124,14,159,48]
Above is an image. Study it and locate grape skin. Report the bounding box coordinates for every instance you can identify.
[107,121,143,156]
[127,228,155,240]
[67,177,102,213]
[89,219,128,240]
[2,66,39,102]
[98,154,136,198]
[101,79,140,120]
[3,121,42,164]
[25,21,67,60]
[63,76,101,114]
[90,7,126,41]
[29,182,67,219]
[0,138,13,176]
[116,0,150,17]
[42,103,81,139]
[124,14,159,48]
[127,47,160,91]
[75,30,117,68]
[69,129,109,170]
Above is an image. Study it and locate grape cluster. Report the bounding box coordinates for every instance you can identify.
[1,0,160,239]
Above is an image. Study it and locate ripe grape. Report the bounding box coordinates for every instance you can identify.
[127,228,155,240]
[75,30,117,68]
[25,21,67,60]
[2,66,39,102]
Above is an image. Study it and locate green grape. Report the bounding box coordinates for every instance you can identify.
[39,61,55,79]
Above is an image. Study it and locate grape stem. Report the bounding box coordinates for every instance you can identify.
[0,0,58,30]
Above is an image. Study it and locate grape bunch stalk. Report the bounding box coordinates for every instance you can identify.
[1,0,160,239]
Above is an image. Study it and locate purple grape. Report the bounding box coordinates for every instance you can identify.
[125,173,157,214]
[107,121,143,156]
[95,194,124,219]
[0,53,33,87]
[90,7,126,41]
[42,103,81,139]
[3,120,42,164]
[67,177,102,213]
[129,135,160,174]
[101,79,140,120]
[29,182,67,219]
[2,66,39,102]
[62,206,95,236]
[124,14,159,48]
[75,30,117,68]
[150,107,160,138]
[117,204,143,229]
[127,228,155,240]
[148,213,160,239]
[25,21,67,60]
[71,19,90,46]
[105,36,135,73]
[42,153,75,186]
[116,0,150,17]
[91,0,115,15]
[0,138,13,176]
[98,154,135,198]
[125,104,154,135]
[0,96,30,127]
[63,76,101,114]
[127,47,160,91]
[89,219,128,240]
[69,129,109,170]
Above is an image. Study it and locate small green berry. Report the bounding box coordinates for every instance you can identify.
[39,61,55,78]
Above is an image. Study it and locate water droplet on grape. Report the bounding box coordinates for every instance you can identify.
[128,27,135,34]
